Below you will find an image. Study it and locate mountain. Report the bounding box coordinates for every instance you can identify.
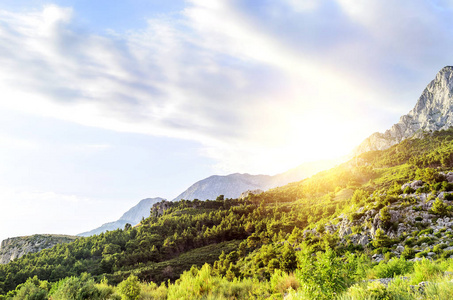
[172,173,274,201]
[78,197,165,237]
[6,67,453,299]
[355,66,453,155]
[0,234,77,264]
[79,159,341,236]
[5,128,453,299]
[171,158,342,201]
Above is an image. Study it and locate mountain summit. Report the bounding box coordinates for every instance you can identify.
[78,197,164,237]
[355,66,453,155]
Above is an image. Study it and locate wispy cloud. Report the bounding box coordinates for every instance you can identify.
[1,1,453,173]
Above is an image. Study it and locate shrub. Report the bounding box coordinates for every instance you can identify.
[269,270,299,295]
[11,276,48,300]
[117,275,141,300]
[404,237,415,247]
[411,259,443,283]
[415,251,428,258]
[433,243,448,254]
[442,182,453,192]
[418,228,434,236]
[295,247,350,300]
[368,257,413,279]
[431,198,448,215]
[400,247,415,260]
[50,274,102,300]
[403,186,415,194]
[372,229,392,248]
[349,212,364,222]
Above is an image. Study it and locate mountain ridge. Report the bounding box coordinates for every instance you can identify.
[171,158,343,201]
[77,197,165,237]
[355,66,453,155]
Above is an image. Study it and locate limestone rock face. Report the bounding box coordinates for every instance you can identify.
[355,66,453,155]
[0,235,77,264]
[239,189,264,200]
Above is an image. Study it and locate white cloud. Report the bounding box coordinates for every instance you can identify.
[0,2,452,174]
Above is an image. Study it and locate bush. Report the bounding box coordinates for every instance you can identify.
[431,198,448,215]
[368,257,413,279]
[442,182,453,192]
[400,247,416,260]
[372,229,392,248]
[295,247,350,300]
[404,237,415,247]
[403,186,415,194]
[411,259,443,283]
[433,243,448,254]
[11,276,48,300]
[117,275,141,300]
[418,228,434,236]
[50,274,102,300]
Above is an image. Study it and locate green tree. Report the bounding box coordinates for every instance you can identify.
[117,275,141,300]
[281,244,297,272]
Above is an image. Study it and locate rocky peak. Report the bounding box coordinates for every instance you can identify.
[355,66,453,155]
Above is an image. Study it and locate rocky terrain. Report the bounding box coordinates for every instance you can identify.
[307,172,453,263]
[355,66,453,155]
[78,197,165,237]
[0,234,77,264]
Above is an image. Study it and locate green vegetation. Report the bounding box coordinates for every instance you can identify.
[3,129,453,299]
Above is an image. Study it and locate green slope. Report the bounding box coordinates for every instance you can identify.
[3,129,453,299]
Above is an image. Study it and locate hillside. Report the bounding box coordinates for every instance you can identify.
[78,198,165,237]
[3,129,453,298]
[3,66,453,299]
[0,235,78,265]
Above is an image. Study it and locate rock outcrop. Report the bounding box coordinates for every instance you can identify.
[355,66,453,155]
[0,234,77,264]
[239,189,264,200]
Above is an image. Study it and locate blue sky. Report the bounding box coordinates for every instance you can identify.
[1,0,453,241]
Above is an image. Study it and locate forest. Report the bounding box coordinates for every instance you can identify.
[3,129,453,299]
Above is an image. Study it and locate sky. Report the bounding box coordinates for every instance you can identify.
[1,0,453,242]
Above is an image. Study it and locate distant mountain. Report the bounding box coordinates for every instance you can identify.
[0,234,77,264]
[172,173,274,201]
[78,197,165,237]
[355,66,453,155]
[172,158,343,201]
[79,160,342,236]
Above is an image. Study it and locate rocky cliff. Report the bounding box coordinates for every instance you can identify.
[355,66,453,155]
[0,234,77,264]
